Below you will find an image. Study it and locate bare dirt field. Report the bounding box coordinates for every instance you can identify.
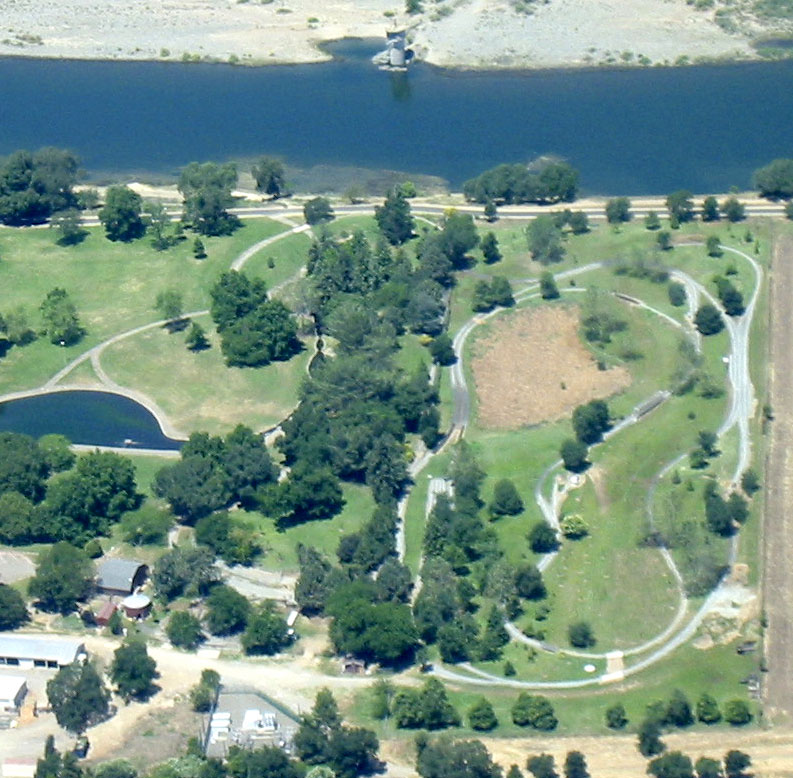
[0,550,35,584]
[470,306,630,429]
[479,728,793,778]
[0,0,786,69]
[763,230,793,728]
[84,698,202,772]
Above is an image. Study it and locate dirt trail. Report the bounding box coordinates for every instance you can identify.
[763,231,793,726]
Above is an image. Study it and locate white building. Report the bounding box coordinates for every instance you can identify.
[0,635,85,669]
[0,674,27,711]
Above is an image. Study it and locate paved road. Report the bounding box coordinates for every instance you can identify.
[763,232,793,725]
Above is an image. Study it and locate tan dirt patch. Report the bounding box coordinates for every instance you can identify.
[471,306,631,429]
[480,729,793,778]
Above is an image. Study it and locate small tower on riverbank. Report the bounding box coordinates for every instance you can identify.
[373,29,412,70]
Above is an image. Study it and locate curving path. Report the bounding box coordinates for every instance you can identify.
[0,220,313,449]
[427,244,762,688]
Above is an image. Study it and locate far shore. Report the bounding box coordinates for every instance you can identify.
[1,0,790,73]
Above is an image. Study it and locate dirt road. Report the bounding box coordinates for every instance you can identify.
[764,231,793,726]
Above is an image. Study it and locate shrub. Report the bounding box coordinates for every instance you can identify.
[529,522,558,553]
[468,696,498,731]
[723,699,752,725]
[605,702,628,729]
[568,621,595,648]
[560,514,588,539]
[512,694,557,730]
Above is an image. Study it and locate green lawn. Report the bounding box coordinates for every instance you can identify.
[100,319,312,435]
[0,218,290,394]
[349,641,758,738]
[248,482,376,573]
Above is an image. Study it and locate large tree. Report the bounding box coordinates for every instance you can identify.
[0,431,49,501]
[571,399,610,444]
[754,157,793,199]
[220,298,300,367]
[438,211,480,267]
[47,661,110,734]
[110,640,158,702]
[527,216,565,264]
[40,287,83,346]
[178,161,239,236]
[241,602,290,655]
[206,584,251,636]
[99,186,145,242]
[0,584,29,629]
[252,157,287,198]
[375,188,414,245]
[28,542,93,613]
[665,190,695,223]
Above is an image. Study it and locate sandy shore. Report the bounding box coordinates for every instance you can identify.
[0,0,789,69]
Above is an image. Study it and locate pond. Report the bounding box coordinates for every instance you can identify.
[1,46,792,194]
[0,391,183,450]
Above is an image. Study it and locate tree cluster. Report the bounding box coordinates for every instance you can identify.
[154,426,278,521]
[209,271,301,367]
[178,161,240,236]
[463,161,579,204]
[391,678,461,729]
[0,432,140,547]
[293,690,381,778]
[472,276,515,312]
[0,147,80,226]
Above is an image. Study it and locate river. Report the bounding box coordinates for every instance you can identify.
[1,43,791,194]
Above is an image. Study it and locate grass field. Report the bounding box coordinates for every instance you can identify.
[0,218,291,394]
[348,641,757,738]
[100,318,312,435]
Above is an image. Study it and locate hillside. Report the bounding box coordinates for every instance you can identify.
[0,0,790,68]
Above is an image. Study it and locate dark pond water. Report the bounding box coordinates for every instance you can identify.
[0,391,183,450]
[0,44,792,193]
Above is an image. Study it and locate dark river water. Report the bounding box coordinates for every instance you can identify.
[0,391,183,450]
[0,43,791,194]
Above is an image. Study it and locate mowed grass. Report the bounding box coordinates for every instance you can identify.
[248,482,375,573]
[349,641,757,738]
[242,230,314,285]
[100,317,312,435]
[0,218,291,394]
[532,477,681,651]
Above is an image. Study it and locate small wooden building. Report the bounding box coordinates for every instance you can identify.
[95,601,118,627]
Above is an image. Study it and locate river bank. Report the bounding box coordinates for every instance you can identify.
[0,0,790,70]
